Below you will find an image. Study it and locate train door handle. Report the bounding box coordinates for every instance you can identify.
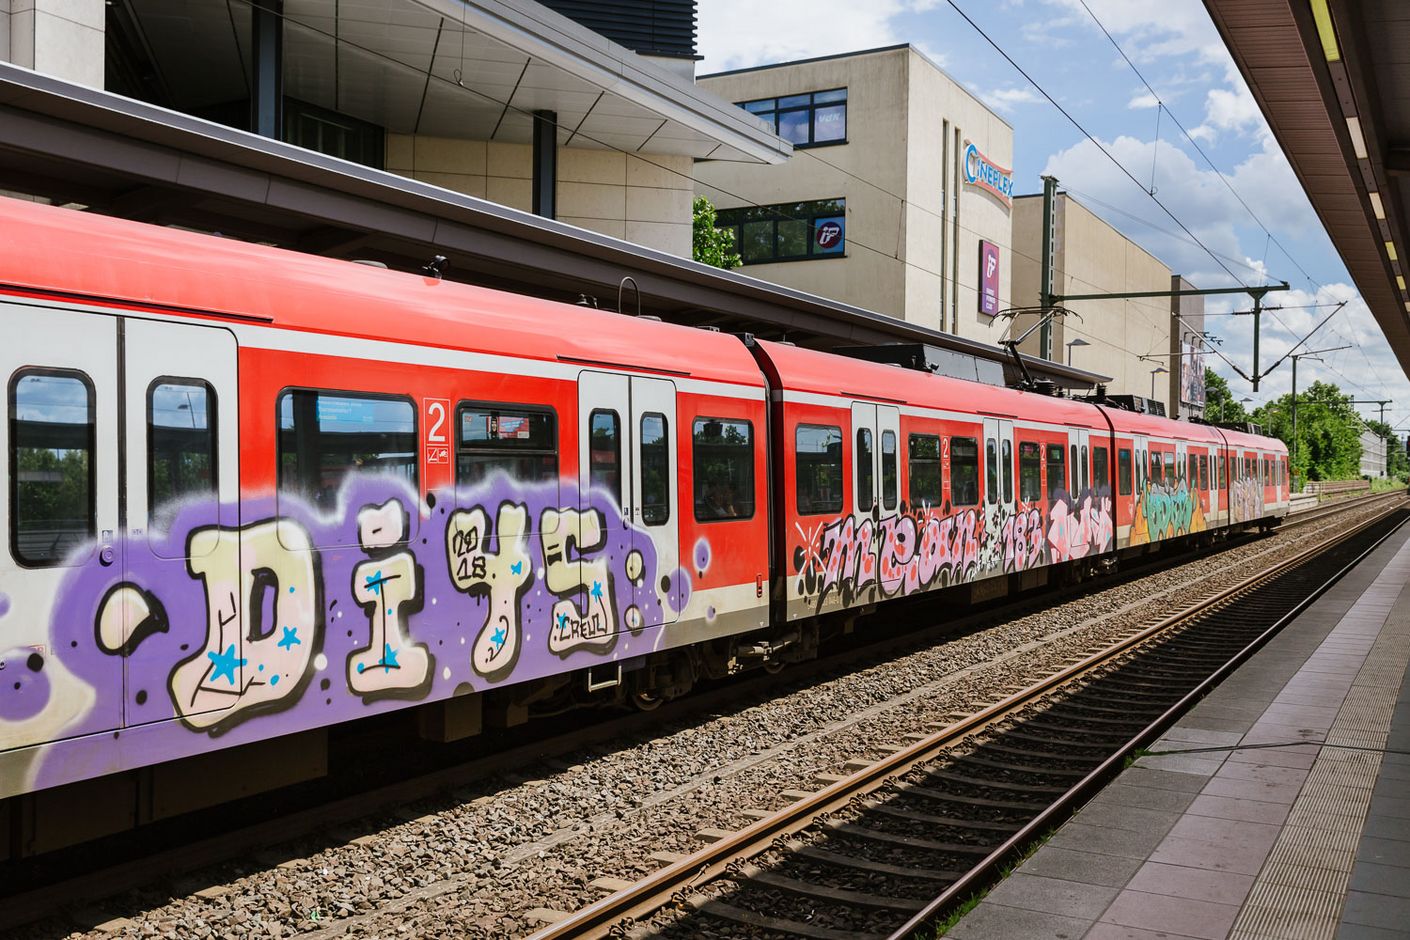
[98,530,115,567]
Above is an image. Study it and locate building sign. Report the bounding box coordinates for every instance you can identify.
[963,141,1014,206]
[1180,336,1207,407]
[814,215,845,254]
[978,240,1001,316]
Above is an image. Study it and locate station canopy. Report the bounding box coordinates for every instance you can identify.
[110,0,787,162]
[1204,0,1410,379]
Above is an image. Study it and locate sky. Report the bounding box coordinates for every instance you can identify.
[695,0,1410,435]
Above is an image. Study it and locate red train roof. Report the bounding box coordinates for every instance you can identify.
[0,197,765,389]
[755,339,1107,426]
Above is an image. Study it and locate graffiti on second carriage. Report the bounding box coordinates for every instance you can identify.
[1047,487,1114,562]
[1230,476,1263,523]
[352,500,431,699]
[792,498,1056,610]
[446,502,533,682]
[1129,480,1207,546]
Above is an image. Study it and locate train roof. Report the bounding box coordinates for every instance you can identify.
[755,339,1105,425]
[0,197,766,389]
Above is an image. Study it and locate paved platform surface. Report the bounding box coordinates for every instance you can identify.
[949,520,1410,940]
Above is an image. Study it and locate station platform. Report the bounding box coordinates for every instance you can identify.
[949,521,1410,940]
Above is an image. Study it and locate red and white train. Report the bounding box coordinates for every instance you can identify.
[0,197,1288,819]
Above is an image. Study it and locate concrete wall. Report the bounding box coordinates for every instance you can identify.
[694,46,1013,332]
[385,136,694,258]
[1012,193,1174,414]
[2,0,104,87]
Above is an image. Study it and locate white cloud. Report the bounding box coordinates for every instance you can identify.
[975,86,1044,113]
[697,1,926,72]
[1128,92,1160,110]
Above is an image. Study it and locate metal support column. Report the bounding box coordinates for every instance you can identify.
[250,0,283,140]
[1039,174,1057,361]
[532,110,557,219]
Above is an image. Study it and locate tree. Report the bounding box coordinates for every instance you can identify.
[1252,381,1362,482]
[692,196,741,270]
[1203,368,1249,425]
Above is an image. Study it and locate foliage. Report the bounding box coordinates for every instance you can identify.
[1251,381,1363,483]
[692,196,741,270]
[1366,419,1410,480]
[1203,368,1249,425]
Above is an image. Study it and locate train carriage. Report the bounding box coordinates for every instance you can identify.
[0,197,1288,835]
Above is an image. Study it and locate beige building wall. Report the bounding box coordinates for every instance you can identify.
[1012,193,1175,415]
[386,135,694,257]
[694,46,1012,334]
[2,0,104,87]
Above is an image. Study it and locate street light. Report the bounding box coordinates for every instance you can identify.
[1066,337,1090,366]
[1149,365,1168,400]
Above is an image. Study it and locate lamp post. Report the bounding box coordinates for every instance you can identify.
[1066,337,1090,366]
[1149,365,1168,401]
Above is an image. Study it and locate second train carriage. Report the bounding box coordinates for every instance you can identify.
[0,196,1287,817]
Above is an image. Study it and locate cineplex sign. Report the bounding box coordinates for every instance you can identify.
[963,141,1013,206]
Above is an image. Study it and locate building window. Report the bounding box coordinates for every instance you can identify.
[797,424,843,515]
[739,88,847,147]
[284,98,385,170]
[10,370,95,566]
[694,418,755,521]
[715,199,846,265]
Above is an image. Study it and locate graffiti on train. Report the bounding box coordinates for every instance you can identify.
[1229,477,1263,523]
[791,498,1067,610]
[1047,487,1115,562]
[1129,480,1207,546]
[1,474,678,768]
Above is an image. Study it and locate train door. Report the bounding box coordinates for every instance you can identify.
[982,416,1016,518]
[877,405,901,519]
[0,306,123,746]
[579,371,679,631]
[1067,428,1091,497]
[1133,434,1149,495]
[123,318,240,727]
[1175,440,1188,493]
[629,377,679,626]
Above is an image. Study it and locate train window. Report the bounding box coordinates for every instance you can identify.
[907,433,941,508]
[881,431,898,511]
[1219,455,1226,488]
[1081,445,1089,491]
[588,410,622,505]
[798,424,843,515]
[1188,455,1197,486]
[694,417,755,521]
[1117,448,1132,496]
[278,389,416,512]
[640,413,670,526]
[1001,439,1014,504]
[1069,444,1078,494]
[10,370,95,566]
[1094,446,1109,492]
[148,379,216,532]
[855,428,874,512]
[951,437,979,507]
[1019,441,1042,502]
[457,403,557,488]
[1200,456,1209,491]
[1163,451,1176,483]
[985,438,998,505]
[1047,444,1066,500]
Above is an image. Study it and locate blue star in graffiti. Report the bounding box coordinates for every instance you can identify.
[591,580,603,601]
[556,611,568,631]
[382,643,400,673]
[365,569,384,596]
[207,644,247,685]
[510,560,523,575]
[490,626,507,647]
[277,626,301,650]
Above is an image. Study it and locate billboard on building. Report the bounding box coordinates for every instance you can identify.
[978,240,1000,316]
[1180,335,1206,407]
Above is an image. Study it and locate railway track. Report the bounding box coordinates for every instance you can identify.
[530,497,1410,940]
[1,493,1397,936]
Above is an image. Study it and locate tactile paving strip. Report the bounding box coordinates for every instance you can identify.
[1229,549,1410,940]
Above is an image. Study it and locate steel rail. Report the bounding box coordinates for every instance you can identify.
[529,498,1409,940]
